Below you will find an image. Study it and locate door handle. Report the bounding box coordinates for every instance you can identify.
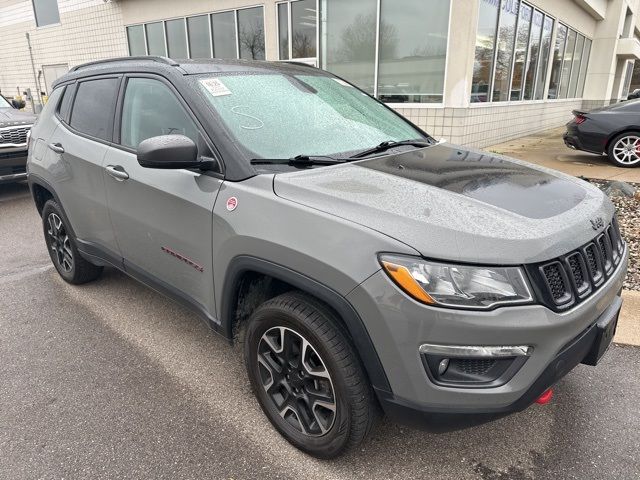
[105,165,129,181]
[48,142,64,154]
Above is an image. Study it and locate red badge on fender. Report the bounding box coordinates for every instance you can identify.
[226,196,238,211]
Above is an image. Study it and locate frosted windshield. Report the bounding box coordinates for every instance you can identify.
[197,73,426,159]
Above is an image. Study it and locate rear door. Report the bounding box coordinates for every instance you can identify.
[44,76,121,257]
[102,75,223,319]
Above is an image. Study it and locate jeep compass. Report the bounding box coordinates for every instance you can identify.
[27,57,628,458]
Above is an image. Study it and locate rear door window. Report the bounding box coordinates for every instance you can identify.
[69,77,119,141]
[120,77,199,149]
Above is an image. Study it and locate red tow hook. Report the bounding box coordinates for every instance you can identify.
[535,388,554,405]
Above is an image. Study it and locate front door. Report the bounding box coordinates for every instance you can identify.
[102,76,222,319]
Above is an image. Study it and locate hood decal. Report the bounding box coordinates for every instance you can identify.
[357,145,586,219]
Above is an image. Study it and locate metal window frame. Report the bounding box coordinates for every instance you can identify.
[568,34,586,99]
[510,2,533,101]
[373,0,381,98]
[533,14,554,100]
[550,23,568,99]
[557,25,577,99]
[186,14,213,59]
[144,21,167,57]
[524,8,543,100]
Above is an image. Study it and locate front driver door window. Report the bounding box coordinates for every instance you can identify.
[120,77,200,149]
[103,76,222,322]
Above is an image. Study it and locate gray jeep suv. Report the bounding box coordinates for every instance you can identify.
[27,57,628,458]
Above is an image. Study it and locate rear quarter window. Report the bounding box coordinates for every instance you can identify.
[69,77,120,141]
[56,85,73,121]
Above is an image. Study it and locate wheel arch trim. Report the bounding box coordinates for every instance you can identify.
[220,255,392,393]
[28,173,78,238]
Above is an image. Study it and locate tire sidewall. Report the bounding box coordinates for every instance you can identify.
[608,132,640,168]
[42,200,77,282]
[244,304,354,457]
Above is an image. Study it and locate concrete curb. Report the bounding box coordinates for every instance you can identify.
[614,290,640,346]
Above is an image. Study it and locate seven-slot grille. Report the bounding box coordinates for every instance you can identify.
[0,126,30,145]
[528,217,625,311]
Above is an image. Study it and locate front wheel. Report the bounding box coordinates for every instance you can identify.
[607,132,640,167]
[244,292,376,458]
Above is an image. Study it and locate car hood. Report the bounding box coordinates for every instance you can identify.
[0,108,37,128]
[273,144,614,265]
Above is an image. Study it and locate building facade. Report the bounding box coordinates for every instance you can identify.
[1,0,639,147]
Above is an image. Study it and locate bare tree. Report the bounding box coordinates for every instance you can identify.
[239,20,265,60]
[335,13,398,62]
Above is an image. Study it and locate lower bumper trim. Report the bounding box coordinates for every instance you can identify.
[0,172,27,182]
[377,296,622,432]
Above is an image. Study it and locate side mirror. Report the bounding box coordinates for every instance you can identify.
[11,99,26,109]
[137,135,200,169]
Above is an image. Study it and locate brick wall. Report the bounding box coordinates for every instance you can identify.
[393,99,584,148]
[0,0,127,105]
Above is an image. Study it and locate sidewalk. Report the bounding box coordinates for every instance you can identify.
[488,127,640,347]
[489,126,640,183]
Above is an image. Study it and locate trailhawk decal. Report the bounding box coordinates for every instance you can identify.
[161,246,204,272]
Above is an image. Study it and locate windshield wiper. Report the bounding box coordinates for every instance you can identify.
[250,155,346,166]
[349,139,434,159]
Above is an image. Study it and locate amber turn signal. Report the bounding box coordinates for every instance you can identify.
[381,261,435,304]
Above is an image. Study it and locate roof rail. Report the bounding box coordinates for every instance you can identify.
[278,61,316,69]
[70,56,179,73]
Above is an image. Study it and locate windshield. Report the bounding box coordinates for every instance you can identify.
[0,95,11,108]
[196,72,428,160]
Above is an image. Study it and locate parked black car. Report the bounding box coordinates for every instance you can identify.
[627,89,640,100]
[0,94,36,183]
[564,99,640,167]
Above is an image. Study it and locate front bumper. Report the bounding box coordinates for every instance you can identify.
[0,148,28,183]
[346,247,628,427]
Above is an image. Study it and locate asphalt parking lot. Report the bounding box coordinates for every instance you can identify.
[1,182,639,480]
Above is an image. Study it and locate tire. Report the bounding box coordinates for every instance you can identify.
[244,291,376,458]
[41,199,103,284]
[607,131,640,167]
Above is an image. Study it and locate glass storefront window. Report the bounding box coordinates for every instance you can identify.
[145,22,166,57]
[238,7,265,60]
[291,0,317,58]
[127,25,146,56]
[510,3,531,100]
[187,15,212,59]
[471,0,500,103]
[377,0,449,103]
[576,38,591,97]
[166,19,188,59]
[568,34,585,98]
[523,9,543,100]
[277,3,289,59]
[534,16,553,100]
[548,23,567,99]
[320,0,377,95]
[492,0,519,102]
[212,12,237,58]
[558,28,576,98]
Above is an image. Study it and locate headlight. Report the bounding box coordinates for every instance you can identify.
[379,254,533,310]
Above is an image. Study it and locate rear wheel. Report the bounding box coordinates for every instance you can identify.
[244,292,376,458]
[42,200,103,284]
[607,132,640,167]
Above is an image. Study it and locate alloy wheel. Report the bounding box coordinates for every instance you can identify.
[47,213,73,273]
[612,135,640,165]
[257,326,337,436]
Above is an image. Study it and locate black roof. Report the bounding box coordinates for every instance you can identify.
[53,56,319,88]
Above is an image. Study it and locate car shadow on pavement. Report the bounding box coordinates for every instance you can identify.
[57,267,639,480]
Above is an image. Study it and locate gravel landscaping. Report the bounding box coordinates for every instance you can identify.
[590,179,640,291]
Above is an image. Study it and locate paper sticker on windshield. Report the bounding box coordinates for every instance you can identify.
[201,78,231,97]
[332,78,352,87]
